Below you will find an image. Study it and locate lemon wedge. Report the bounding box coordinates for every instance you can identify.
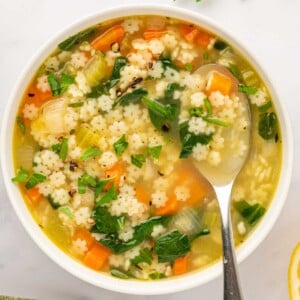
[289,243,300,300]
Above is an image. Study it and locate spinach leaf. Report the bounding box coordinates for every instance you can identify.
[100,216,171,254]
[148,145,162,160]
[25,173,46,189]
[96,183,117,206]
[16,116,26,134]
[258,101,272,113]
[164,83,184,100]
[88,56,127,98]
[214,40,228,50]
[154,230,190,263]
[159,58,180,71]
[179,121,212,158]
[258,112,278,140]
[91,206,121,234]
[114,88,148,107]
[111,269,131,279]
[78,173,97,194]
[47,195,61,209]
[143,96,179,133]
[228,63,242,81]
[47,73,60,96]
[80,146,101,161]
[234,200,265,226]
[131,154,146,168]
[94,179,111,199]
[12,168,30,183]
[131,248,153,265]
[113,134,128,156]
[238,84,257,95]
[58,206,74,219]
[58,28,95,51]
[47,72,74,96]
[59,138,68,161]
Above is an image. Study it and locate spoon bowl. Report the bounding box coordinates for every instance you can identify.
[194,64,251,299]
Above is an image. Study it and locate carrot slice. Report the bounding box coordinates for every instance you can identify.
[83,243,111,270]
[91,25,125,52]
[74,229,95,250]
[143,30,166,40]
[181,24,199,43]
[26,187,42,204]
[135,184,151,204]
[25,85,52,108]
[206,72,232,96]
[104,162,125,191]
[173,256,188,275]
[155,195,179,216]
[197,30,212,48]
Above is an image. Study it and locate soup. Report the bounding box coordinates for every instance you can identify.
[12,15,281,280]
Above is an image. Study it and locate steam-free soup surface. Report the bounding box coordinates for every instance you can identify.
[12,15,281,280]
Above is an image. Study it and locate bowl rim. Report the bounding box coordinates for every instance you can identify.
[0,3,294,295]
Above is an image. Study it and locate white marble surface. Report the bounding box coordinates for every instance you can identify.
[0,0,299,299]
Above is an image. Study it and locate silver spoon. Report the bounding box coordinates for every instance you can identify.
[194,64,251,300]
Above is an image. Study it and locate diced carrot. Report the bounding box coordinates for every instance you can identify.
[135,184,151,204]
[206,72,232,96]
[155,195,179,216]
[73,229,95,250]
[26,187,42,204]
[25,85,52,108]
[83,243,111,270]
[180,24,199,43]
[104,162,125,191]
[173,256,188,275]
[143,30,166,40]
[91,25,125,52]
[197,30,212,48]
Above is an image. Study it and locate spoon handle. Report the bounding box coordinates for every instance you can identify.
[215,184,244,300]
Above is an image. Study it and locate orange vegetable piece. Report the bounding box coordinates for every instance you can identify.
[155,195,179,216]
[181,24,199,43]
[135,184,151,204]
[25,85,52,108]
[206,72,232,96]
[91,25,125,52]
[143,30,166,40]
[73,229,95,250]
[26,187,42,204]
[83,243,111,270]
[197,30,212,48]
[173,256,188,275]
[104,162,125,191]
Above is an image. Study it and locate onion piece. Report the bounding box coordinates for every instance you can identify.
[16,145,34,170]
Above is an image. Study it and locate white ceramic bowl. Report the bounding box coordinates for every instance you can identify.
[0,4,293,295]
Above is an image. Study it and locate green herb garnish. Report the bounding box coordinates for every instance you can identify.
[204,97,212,115]
[78,173,97,194]
[185,63,193,71]
[58,28,95,51]
[131,248,153,265]
[131,154,146,168]
[148,145,162,160]
[113,134,128,157]
[238,84,257,95]
[47,195,60,209]
[16,116,26,134]
[164,83,184,100]
[154,230,190,263]
[25,173,46,189]
[203,117,230,127]
[203,52,209,60]
[59,138,68,161]
[111,269,131,279]
[159,58,180,71]
[12,168,30,183]
[179,121,212,158]
[234,200,266,226]
[96,184,117,206]
[58,206,74,219]
[258,101,272,113]
[80,146,101,161]
[47,72,74,96]
[114,88,148,107]
[214,40,228,50]
[228,64,242,81]
[258,112,278,140]
[68,102,84,108]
